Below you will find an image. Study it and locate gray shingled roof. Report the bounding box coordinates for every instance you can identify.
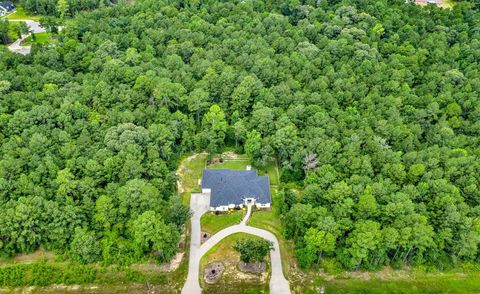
[0,1,15,11]
[202,169,271,207]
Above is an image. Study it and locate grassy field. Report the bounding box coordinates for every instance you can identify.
[210,160,250,170]
[201,210,244,234]
[22,32,56,46]
[0,259,182,291]
[4,5,41,21]
[200,233,269,294]
[177,153,206,194]
[298,271,480,293]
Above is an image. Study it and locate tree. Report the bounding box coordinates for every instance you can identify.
[94,195,117,230]
[244,130,262,162]
[56,0,69,19]
[233,238,274,268]
[70,227,101,264]
[131,211,180,262]
[356,185,378,219]
[304,228,336,266]
[201,104,227,153]
[345,221,383,270]
[39,16,60,33]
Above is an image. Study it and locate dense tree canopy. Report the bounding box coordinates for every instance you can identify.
[1,0,480,270]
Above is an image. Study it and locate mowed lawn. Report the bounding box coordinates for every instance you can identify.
[200,233,269,294]
[210,158,279,186]
[23,32,56,46]
[4,5,41,21]
[310,272,480,293]
[201,211,244,235]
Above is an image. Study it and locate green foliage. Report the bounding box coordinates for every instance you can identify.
[0,262,96,287]
[233,238,274,264]
[70,227,101,264]
[131,211,180,262]
[0,0,479,281]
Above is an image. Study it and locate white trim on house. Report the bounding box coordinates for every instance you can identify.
[209,197,271,212]
[256,202,271,208]
[211,205,229,212]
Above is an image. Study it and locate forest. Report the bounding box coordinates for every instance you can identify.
[0,0,479,273]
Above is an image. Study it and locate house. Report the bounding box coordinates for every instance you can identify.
[0,1,15,16]
[414,0,443,6]
[200,168,271,211]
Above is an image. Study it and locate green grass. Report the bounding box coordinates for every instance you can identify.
[4,5,41,21]
[201,211,244,234]
[178,153,206,193]
[200,233,269,294]
[209,158,279,187]
[307,273,480,293]
[259,160,279,186]
[22,32,56,46]
[211,160,250,170]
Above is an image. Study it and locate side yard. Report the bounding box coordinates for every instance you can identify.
[2,5,41,21]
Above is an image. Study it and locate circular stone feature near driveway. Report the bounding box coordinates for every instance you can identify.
[201,231,211,244]
[204,262,225,284]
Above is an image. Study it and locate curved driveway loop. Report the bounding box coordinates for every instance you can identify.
[182,194,291,294]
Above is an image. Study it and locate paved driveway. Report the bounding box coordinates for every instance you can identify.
[7,20,46,55]
[182,192,210,294]
[182,194,291,294]
[8,19,46,33]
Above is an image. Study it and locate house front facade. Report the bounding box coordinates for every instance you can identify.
[200,168,271,211]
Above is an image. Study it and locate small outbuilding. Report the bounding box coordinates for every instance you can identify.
[201,169,271,211]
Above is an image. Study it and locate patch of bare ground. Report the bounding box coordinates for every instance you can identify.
[0,248,54,265]
[132,252,184,273]
[344,266,413,281]
[317,269,336,281]
[239,261,266,273]
[222,151,243,160]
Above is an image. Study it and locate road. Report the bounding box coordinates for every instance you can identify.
[182,194,291,294]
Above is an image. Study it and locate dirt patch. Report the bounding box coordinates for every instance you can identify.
[132,252,184,273]
[239,261,266,273]
[204,262,225,284]
[159,252,184,272]
[7,248,54,264]
[176,152,206,193]
[222,151,245,159]
[201,231,211,244]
